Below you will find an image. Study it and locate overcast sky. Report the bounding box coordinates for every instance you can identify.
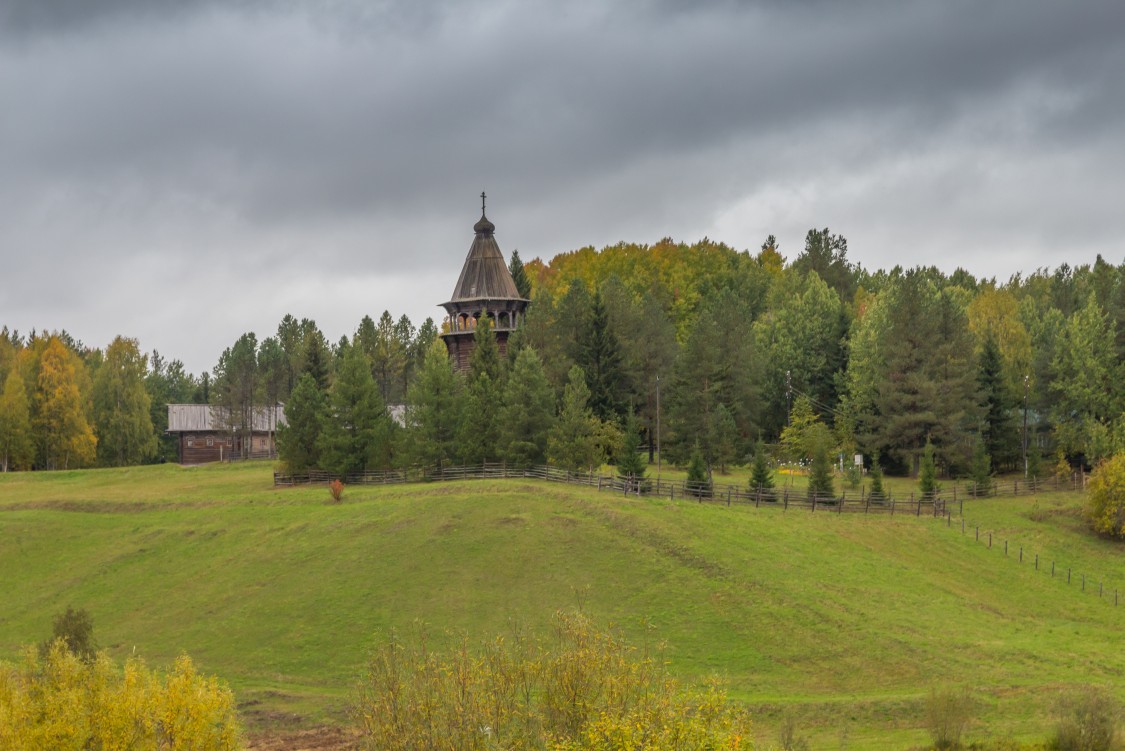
[1,0,1122,374]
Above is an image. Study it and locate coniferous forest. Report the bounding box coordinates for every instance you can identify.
[1,232,1123,485]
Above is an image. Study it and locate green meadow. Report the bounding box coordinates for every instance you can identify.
[1,462,1121,749]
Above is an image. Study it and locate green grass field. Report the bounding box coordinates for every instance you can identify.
[1,462,1121,749]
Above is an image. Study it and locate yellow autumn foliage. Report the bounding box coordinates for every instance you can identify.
[0,641,241,750]
[354,611,753,751]
[1088,452,1125,539]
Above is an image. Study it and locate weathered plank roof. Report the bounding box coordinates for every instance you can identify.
[167,404,287,433]
[445,210,526,304]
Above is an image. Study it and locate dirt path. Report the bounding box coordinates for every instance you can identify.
[244,727,361,751]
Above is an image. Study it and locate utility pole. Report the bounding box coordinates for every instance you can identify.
[1022,374,1030,478]
[656,374,662,481]
[786,370,792,426]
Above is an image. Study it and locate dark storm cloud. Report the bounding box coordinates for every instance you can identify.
[1,0,1123,372]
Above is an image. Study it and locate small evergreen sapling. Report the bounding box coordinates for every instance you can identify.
[616,409,648,492]
[748,440,774,498]
[686,444,712,498]
[919,438,939,500]
[868,452,886,501]
[970,436,992,497]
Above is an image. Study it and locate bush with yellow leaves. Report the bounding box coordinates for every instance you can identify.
[0,639,241,750]
[353,610,752,751]
[1088,452,1125,539]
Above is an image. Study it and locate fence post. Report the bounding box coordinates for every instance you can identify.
[988,532,992,548]
[1082,574,1085,592]
[891,498,895,516]
[727,489,731,507]
[783,491,789,511]
[865,496,870,514]
[1052,561,1055,577]
[1004,540,1008,556]
[1068,568,1071,584]
[1035,554,1038,570]
[1019,546,1022,563]
[838,493,843,513]
[811,494,816,512]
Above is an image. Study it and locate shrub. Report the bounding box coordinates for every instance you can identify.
[0,641,240,750]
[39,606,96,663]
[777,715,810,750]
[1051,686,1120,751]
[925,686,973,750]
[1087,453,1125,539]
[328,478,345,503]
[353,611,753,751]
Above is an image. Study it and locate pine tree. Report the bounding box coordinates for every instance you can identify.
[403,340,463,469]
[456,371,502,465]
[499,347,555,467]
[317,345,392,475]
[276,373,325,474]
[748,439,774,497]
[509,249,532,299]
[0,369,34,471]
[548,366,603,472]
[92,336,156,467]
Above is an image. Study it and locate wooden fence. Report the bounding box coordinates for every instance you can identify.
[275,462,1091,517]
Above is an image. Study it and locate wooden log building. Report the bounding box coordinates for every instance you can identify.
[167,404,286,464]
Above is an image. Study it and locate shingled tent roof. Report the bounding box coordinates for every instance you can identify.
[445,208,526,304]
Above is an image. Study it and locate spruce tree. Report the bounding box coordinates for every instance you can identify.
[977,332,1015,468]
[806,424,835,500]
[748,440,774,497]
[577,289,628,423]
[317,345,392,475]
[712,403,738,474]
[919,438,939,500]
[616,408,647,490]
[970,435,992,497]
[547,366,603,472]
[276,373,325,474]
[686,443,711,498]
[868,451,886,501]
[403,340,463,470]
[499,347,555,467]
[509,250,532,300]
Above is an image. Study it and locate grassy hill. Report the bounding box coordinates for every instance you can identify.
[0,462,1121,749]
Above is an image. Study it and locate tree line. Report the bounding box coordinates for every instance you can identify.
[1,236,1122,481]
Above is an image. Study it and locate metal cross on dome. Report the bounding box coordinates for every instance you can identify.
[480,191,486,214]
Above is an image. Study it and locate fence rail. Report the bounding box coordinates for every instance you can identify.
[276,462,1083,516]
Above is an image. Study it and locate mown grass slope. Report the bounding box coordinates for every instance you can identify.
[0,462,1120,749]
